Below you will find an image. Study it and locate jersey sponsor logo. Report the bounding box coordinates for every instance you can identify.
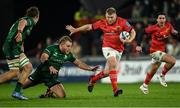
[154,32,169,40]
[105,32,116,35]
[51,58,64,64]
[53,52,58,56]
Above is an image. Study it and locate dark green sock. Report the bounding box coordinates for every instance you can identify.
[14,82,22,92]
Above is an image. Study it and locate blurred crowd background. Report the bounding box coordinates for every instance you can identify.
[0,0,180,60]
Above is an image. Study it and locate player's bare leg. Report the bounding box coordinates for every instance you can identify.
[18,63,32,84]
[0,58,20,84]
[50,84,66,98]
[0,70,18,84]
[157,54,176,87]
[140,62,161,94]
[12,53,32,100]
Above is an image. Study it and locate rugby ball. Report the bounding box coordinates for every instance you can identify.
[119,31,130,41]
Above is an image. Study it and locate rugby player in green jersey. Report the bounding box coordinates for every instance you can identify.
[22,36,99,99]
[0,6,40,100]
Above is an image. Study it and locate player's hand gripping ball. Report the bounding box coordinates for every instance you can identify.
[119,31,130,41]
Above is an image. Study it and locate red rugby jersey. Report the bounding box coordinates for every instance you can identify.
[145,22,174,53]
[92,17,132,52]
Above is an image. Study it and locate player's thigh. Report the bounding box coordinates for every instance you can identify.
[102,47,122,70]
[50,83,66,98]
[0,70,18,83]
[19,53,32,71]
[150,51,166,63]
[161,54,176,65]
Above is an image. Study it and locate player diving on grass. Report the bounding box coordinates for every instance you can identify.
[0,6,40,100]
[136,12,178,94]
[22,36,99,99]
[66,7,136,97]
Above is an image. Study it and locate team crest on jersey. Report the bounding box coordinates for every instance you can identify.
[64,55,67,59]
[116,26,121,31]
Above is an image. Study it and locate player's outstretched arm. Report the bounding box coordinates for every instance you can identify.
[66,24,92,36]
[73,59,99,71]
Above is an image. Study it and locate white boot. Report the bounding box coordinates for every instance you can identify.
[139,83,149,94]
[157,74,167,87]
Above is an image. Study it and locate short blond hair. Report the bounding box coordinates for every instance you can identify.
[106,7,116,15]
[58,36,72,44]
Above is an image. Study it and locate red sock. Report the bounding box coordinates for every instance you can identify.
[162,64,169,76]
[109,70,118,93]
[92,71,107,83]
[144,72,154,85]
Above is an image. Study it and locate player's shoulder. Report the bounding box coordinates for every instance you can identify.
[117,17,127,22]
[19,16,34,25]
[44,44,58,53]
[165,21,173,26]
[46,44,58,49]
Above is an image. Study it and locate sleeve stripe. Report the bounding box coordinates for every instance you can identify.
[44,49,50,54]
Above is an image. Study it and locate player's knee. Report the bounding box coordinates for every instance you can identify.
[57,93,66,98]
[170,58,176,66]
[23,63,33,72]
[109,61,117,69]
[108,57,117,70]
[55,91,66,98]
[51,84,66,98]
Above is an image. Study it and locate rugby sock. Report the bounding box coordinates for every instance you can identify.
[109,70,118,93]
[91,71,107,83]
[144,72,154,85]
[14,82,22,92]
[161,64,170,76]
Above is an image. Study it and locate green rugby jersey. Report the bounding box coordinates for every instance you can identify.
[39,45,76,71]
[3,16,35,53]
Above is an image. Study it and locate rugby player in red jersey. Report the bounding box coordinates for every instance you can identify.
[136,12,178,94]
[66,7,136,97]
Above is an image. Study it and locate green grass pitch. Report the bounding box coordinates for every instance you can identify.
[0,82,180,107]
